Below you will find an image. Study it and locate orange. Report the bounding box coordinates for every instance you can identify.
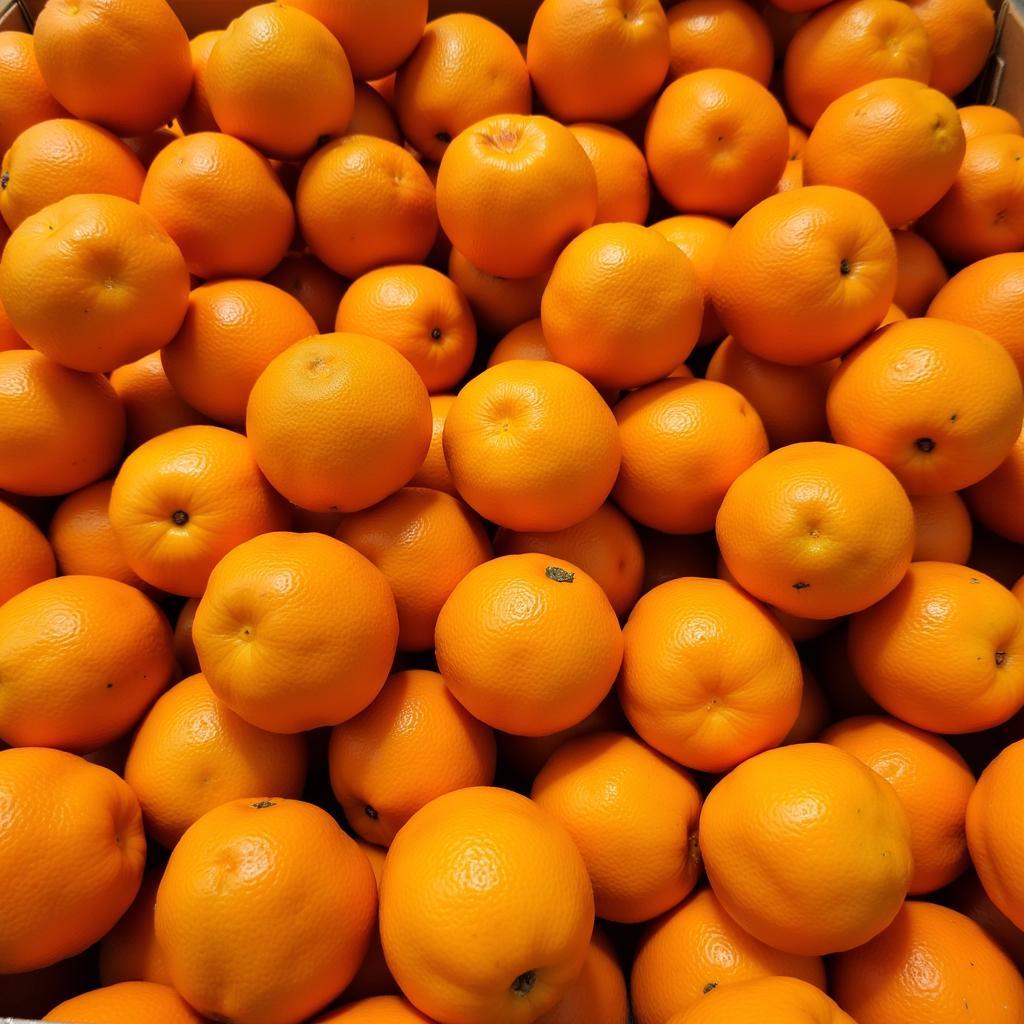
[436,553,622,736]
[329,669,496,846]
[0,350,124,496]
[0,497,54,607]
[156,798,377,1024]
[162,280,317,426]
[140,132,295,280]
[109,350,207,450]
[0,193,189,373]
[783,0,932,128]
[832,901,1024,1023]
[347,81,402,144]
[666,0,773,83]
[919,133,1024,264]
[172,597,200,676]
[826,318,1024,494]
[650,215,730,347]
[297,135,437,278]
[0,31,66,156]
[949,871,1024,971]
[784,665,831,740]
[123,126,181,168]
[441,360,620,531]
[631,888,827,1024]
[892,229,948,317]
[777,123,808,193]
[177,30,221,135]
[907,0,995,97]
[488,318,551,365]
[706,335,839,448]
[44,982,203,1024]
[668,976,856,1023]
[639,529,717,592]
[0,294,27,351]
[928,252,1024,381]
[246,332,431,513]
[335,487,491,651]
[0,118,145,230]
[541,222,703,389]
[614,378,769,533]
[804,79,964,228]
[394,14,530,163]
[343,840,400,1002]
[409,393,457,495]
[646,68,789,219]
[447,248,549,335]
[379,786,594,1024]
[532,731,702,923]
[568,122,650,225]
[317,996,435,1024]
[619,576,802,771]
[527,0,669,122]
[711,185,896,364]
[336,265,476,393]
[967,424,1024,543]
[910,491,973,563]
[264,252,347,335]
[205,3,353,159]
[33,0,191,135]
[49,479,149,591]
[495,503,644,618]
[535,927,628,1024]
[849,562,1024,733]
[110,424,289,597]
[99,867,170,985]
[823,715,975,894]
[0,747,145,973]
[960,104,1023,140]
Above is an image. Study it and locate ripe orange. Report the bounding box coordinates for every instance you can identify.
[777,123,808,193]
[784,665,832,741]
[535,927,628,1024]
[949,870,1024,972]
[666,0,773,83]
[646,68,789,219]
[447,248,549,334]
[960,104,1023,140]
[907,0,995,97]
[342,839,399,1002]
[0,497,55,607]
[246,332,431,513]
[711,186,896,364]
[832,901,1024,1023]
[380,786,594,1024]
[668,976,856,1023]
[177,30,221,135]
[568,122,650,225]
[44,982,203,1024]
[156,798,377,1024]
[337,265,476,393]
[0,193,189,373]
[0,747,146,973]
[264,252,347,335]
[892,229,948,317]
[316,996,435,1024]
[348,81,403,144]
[408,393,457,495]
[0,294,27,351]
[33,0,191,136]
[328,669,496,846]
[139,132,295,280]
[172,597,200,675]
[206,3,353,159]
[297,135,438,278]
[0,31,66,156]
[441,360,620,531]
[0,118,145,230]
[619,576,802,771]
[826,318,1024,494]
[394,14,530,163]
[123,125,181,168]
[99,867,170,986]
[488,318,551,365]
[910,491,973,563]
[0,350,125,496]
[717,441,915,618]
[162,279,317,426]
[849,562,1024,733]
[967,424,1024,543]
[436,553,622,735]
[527,0,669,122]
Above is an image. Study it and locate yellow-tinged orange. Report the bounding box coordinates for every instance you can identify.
[0,498,54,607]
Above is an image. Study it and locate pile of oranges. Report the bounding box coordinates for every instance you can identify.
[1,0,1024,1020]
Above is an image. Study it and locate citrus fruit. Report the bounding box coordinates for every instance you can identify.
[666,0,773,83]
[44,982,203,1024]
[177,30,221,134]
[966,424,1024,543]
[0,30,66,156]
[408,393,457,495]
[892,229,948,317]
[0,497,55,607]
[568,122,650,225]
[99,867,170,986]
[910,491,973,563]
[263,252,347,335]
[667,976,856,1023]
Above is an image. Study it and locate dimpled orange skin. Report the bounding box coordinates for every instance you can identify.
[700,742,913,955]
[316,996,437,1024]
[435,553,623,736]
[832,901,1024,1023]
[960,105,1023,140]
[442,360,620,532]
[156,798,377,1024]
[0,294,28,351]
[666,0,773,83]
[716,442,915,619]
[826,318,1024,495]
[613,378,769,534]
[162,280,317,426]
[568,123,650,225]
[206,3,353,160]
[848,562,1024,734]
[804,79,965,229]
[967,424,1024,543]
[488,319,551,366]
[892,229,948,317]
[533,927,627,1024]
[0,747,146,974]
[139,132,295,280]
[380,786,595,1024]
[0,576,174,752]
[668,976,857,1024]
[436,115,597,280]
[328,669,497,847]
[99,867,171,985]
[541,223,704,390]
[711,186,897,366]
[447,248,549,335]
[822,715,975,894]
[0,194,190,373]
[532,731,702,923]
[908,0,994,97]
[44,982,204,1024]
[645,69,789,220]
[409,394,457,495]
[910,492,973,563]
[0,32,66,156]
[619,577,802,772]
[125,673,308,848]
[0,498,55,606]
[264,252,347,335]
[631,888,827,1024]
[177,31,221,135]
[109,425,290,597]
